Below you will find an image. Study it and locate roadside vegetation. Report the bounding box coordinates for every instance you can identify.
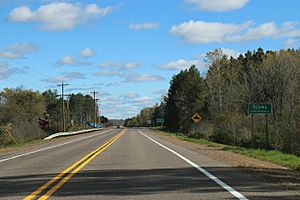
[126,48,300,158]
[0,88,106,147]
[155,128,300,170]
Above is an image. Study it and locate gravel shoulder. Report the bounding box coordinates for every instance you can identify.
[148,129,300,191]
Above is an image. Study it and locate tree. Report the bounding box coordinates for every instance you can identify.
[152,102,165,126]
[125,117,139,127]
[100,116,109,124]
[69,93,85,124]
[127,48,300,156]
[0,88,45,145]
[42,90,60,132]
[164,65,207,134]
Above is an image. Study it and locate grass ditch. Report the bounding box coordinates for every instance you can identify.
[152,128,300,170]
[0,139,44,154]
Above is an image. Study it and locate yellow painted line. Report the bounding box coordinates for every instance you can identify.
[39,132,124,200]
[24,129,125,200]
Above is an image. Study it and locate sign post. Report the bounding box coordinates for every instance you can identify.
[248,103,272,149]
[191,113,202,138]
[265,114,269,150]
[251,113,254,147]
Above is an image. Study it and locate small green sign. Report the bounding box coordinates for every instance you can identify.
[156,118,164,124]
[248,103,272,114]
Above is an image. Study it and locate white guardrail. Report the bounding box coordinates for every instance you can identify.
[44,128,103,140]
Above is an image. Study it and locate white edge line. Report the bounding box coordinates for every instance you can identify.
[0,129,113,163]
[139,130,249,200]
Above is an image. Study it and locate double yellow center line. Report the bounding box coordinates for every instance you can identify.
[24,129,125,200]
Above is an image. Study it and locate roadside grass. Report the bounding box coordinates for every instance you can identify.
[9,139,44,148]
[0,139,44,152]
[223,146,300,170]
[0,126,97,150]
[152,128,300,170]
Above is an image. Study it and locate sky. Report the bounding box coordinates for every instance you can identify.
[0,0,299,119]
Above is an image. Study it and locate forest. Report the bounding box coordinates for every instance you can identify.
[125,48,300,156]
[0,89,99,147]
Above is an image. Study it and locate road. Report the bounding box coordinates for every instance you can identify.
[0,128,298,199]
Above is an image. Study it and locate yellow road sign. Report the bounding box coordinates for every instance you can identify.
[192,113,202,123]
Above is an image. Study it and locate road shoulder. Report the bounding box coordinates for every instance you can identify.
[148,129,300,191]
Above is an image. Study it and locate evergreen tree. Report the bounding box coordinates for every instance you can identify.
[165,65,207,133]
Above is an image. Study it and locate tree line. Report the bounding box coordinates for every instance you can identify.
[0,88,104,147]
[126,48,300,156]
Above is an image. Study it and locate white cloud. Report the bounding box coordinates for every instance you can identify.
[0,62,13,79]
[56,55,90,66]
[170,20,300,44]
[0,51,19,59]
[160,48,240,73]
[129,22,160,30]
[80,48,95,58]
[101,101,141,119]
[170,20,251,44]
[232,22,277,41]
[100,94,156,119]
[98,62,118,68]
[122,92,140,99]
[185,0,249,12]
[124,73,164,83]
[139,96,151,102]
[160,59,203,70]
[98,61,139,70]
[65,86,103,93]
[153,89,167,95]
[101,97,123,106]
[220,48,241,58]
[285,38,298,48]
[123,62,139,69]
[0,42,37,59]
[9,2,114,31]
[106,81,120,87]
[9,6,33,22]
[194,48,241,59]
[129,96,154,109]
[42,72,85,83]
[94,70,120,76]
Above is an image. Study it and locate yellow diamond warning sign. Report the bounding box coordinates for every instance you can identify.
[191,113,202,123]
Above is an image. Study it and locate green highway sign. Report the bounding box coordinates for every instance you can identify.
[156,118,164,124]
[248,103,272,114]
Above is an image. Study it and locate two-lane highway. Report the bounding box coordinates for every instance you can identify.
[0,128,299,199]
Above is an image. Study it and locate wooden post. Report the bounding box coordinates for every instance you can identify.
[91,90,99,127]
[265,114,269,150]
[57,82,69,132]
[251,113,254,147]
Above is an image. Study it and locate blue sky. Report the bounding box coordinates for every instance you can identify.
[0,0,299,119]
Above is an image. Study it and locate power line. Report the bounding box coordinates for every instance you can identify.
[9,59,53,79]
[0,59,53,89]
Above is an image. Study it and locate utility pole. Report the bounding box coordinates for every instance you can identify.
[91,90,99,127]
[57,82,69,132]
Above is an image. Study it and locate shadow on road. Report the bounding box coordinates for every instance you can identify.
[0,167,299,199]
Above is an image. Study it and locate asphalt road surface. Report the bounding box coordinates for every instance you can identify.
[0,128,299,199]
